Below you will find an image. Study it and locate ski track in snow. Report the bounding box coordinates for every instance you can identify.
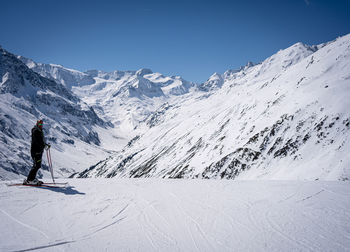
[296,189,325,202]
[0,208,49,240]
[11,241,75,252]
[0,179,350,252]
[170,192,216,251]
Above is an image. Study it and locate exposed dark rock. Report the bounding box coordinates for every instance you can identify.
[127,135,140,148]
[273,137,300,158]
[201,147,261,179]
[106,152,140,178]
[145,103,174,128]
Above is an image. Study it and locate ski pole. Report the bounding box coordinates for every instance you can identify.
[46,148,55,183]
[49,148,55,184]
[46,149,51,181]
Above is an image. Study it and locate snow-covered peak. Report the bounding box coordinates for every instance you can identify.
[210,72,223,82]
[200,72,224,91]
[127,75,164,98]
[222,61,257,81]
[279,42,318,61]
[142,72,195,96]
[244,61,255,68]
[256,41,318,76]
[136,68,153,76]
[17,55,36,68]
[18,56,95,89]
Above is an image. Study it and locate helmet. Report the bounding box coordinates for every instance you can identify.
[36,120,43,129]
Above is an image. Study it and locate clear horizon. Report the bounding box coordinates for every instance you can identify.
[1,0,349,83]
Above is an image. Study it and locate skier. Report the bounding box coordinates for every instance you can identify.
[24,120,50,185]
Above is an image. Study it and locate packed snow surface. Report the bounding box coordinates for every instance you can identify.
[1,179,349,251]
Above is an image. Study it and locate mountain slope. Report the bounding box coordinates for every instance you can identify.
[0,47,113,180]
[77,34,350,180]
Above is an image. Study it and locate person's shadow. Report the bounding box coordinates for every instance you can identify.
[38,186,85,195]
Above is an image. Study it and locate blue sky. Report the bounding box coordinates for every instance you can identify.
[1,0,349,83]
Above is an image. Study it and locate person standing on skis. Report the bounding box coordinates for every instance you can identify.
[24,120,50,185]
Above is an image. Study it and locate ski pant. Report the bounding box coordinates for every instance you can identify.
[27,151,43,181]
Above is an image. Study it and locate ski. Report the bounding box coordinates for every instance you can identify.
[40,182,68,185]
[7,183,67,188]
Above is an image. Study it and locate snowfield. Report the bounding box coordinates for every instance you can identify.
[1,179,349,251]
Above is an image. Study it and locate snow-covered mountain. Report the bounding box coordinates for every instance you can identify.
[0,47,114,180]
[76,34,350,181]
[20,59,197,134]
[1,34,350,181]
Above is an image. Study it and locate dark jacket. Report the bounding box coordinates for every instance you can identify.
[31,125,45,155]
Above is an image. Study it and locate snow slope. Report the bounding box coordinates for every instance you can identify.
[0,47,116,180]
[78,34,350,181]
[1,179,349,251]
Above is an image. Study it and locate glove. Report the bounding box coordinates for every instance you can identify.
[45,143,51,150]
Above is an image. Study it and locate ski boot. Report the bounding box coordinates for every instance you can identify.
[23,178,43,186]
